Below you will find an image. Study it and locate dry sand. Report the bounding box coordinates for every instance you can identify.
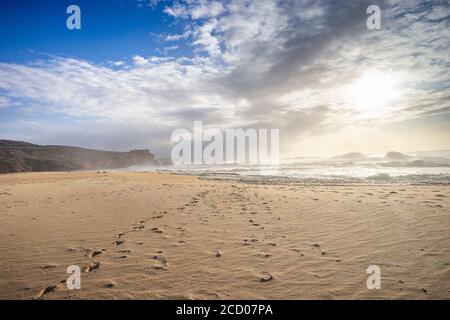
[0,172,449,299]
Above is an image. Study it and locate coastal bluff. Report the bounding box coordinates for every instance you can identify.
[0,140,157,173]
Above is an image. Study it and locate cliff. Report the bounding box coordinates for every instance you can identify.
[0,140,157,174]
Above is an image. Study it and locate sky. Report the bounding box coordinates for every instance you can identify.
[0,0,449,158]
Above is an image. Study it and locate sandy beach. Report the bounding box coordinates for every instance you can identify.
[0,172,449,299]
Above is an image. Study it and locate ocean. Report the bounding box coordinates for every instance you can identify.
[130,150,450,185]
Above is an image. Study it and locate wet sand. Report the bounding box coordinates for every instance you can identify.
[0,172,449,299]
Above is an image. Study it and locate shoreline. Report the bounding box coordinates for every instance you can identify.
[4,169,449,187]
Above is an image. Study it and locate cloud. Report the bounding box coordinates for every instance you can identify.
[0,0,449,156]
[0,96,13,109]
[137,0,164,9]
[165,30,192,41]
[164,1,225,19]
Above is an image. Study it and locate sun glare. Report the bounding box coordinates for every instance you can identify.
[347,71,397,117]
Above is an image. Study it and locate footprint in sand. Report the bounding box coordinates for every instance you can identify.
[40,263,59,269]
[87,250,104,258]
[113,240,125,246]
[310,243,328,256]
[151,227,163,234]
[102,281,116,289]
[85,261,100,272]
[151,255,169,270]
[36,285,57,298]
[290,249,304,257]
[259,273,275,282]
